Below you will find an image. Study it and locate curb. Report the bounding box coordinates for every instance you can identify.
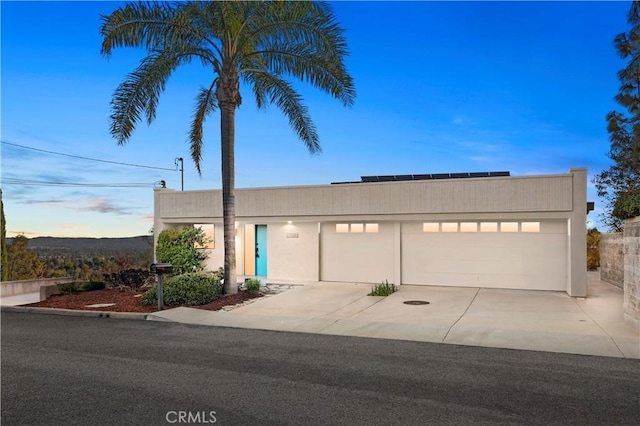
[0,305,149,320]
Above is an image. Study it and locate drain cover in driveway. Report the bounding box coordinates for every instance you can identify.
[403,300,430,305]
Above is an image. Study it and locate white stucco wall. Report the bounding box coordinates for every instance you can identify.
[267,222,319,282]
[201,223,224,273]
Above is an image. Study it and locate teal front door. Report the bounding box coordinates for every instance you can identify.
[255,225,267,276]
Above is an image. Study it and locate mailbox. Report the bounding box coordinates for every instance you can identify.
[150,263,173,311]
[150,263,173,275]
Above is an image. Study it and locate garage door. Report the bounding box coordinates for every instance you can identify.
[320,222,394,283]
[401,220,567,291]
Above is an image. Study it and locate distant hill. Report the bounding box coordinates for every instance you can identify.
[5,236,154,280]
[8,236,153,253]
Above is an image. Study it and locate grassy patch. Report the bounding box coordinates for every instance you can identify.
[368,280,396,296]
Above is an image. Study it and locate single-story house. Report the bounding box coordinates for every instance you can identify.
[153,167,589,296]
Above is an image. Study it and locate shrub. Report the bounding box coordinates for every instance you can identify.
[104,269,149,292]
[80,281,106,292]
[155,226,210,275]
[58,281,79,295]
[141,272,222,306]
[587,228,601,271]
[368,280,396,296]
[211,267,224,282]
[245,278,261,292]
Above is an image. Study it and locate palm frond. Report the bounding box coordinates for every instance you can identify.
[101,1,213,58]
[244,42,355,107]
[110,50,188,144]
[189,81,219,174]
[100,1,174,57]
[239,1,355,106]
[247,72,320,153]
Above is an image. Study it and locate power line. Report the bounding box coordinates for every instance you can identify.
[1,140,178,171]
[0,177,163,188]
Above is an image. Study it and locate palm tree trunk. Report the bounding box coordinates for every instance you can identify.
[220,102,237,294]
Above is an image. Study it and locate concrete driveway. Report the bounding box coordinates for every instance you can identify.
[149,272,639,359]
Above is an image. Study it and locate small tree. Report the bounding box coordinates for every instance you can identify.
[155,226,210,275]
[5,235,45,280]
[593,1,640,230]
[1,189,7,281]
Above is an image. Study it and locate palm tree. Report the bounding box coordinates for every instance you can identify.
[100,1,355,294]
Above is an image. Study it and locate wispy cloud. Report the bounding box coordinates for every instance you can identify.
[24,199,66,206]
[23,197,132,215]
[1,147,41,162]
[75,198,131,215]
[34,173,82,184]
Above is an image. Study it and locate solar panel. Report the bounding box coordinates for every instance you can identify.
[395,174,414,181]
[469,172,490,178]
[333,171,511,185]
[412,174,433,180]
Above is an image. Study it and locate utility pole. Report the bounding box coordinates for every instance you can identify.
[175,157,184,191]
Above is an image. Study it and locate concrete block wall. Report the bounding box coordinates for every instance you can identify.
[600,233,624,288]
[0,277,73,297]
[624,217,640,330]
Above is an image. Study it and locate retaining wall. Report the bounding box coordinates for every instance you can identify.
[624,217,640,329]
[0,277,73,297]
[600,233,624,288]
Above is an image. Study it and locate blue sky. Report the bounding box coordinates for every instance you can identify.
[0,1,630,238]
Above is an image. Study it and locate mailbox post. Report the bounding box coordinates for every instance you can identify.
[150,263,173,310]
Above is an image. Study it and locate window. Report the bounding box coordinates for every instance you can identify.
[365,223,379,233]
[423,223,439,232]
[521,222,540,233]
[336,224,349,233]
[351,223,364,233]
[500,222,518,233]
[480,222,498,232]
[460,222,477,233]
[337,223,378,233]
[441,222,458,233]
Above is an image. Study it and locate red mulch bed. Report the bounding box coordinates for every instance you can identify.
[24,288,263,313]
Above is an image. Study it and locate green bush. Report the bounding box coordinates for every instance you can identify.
[211,267,224,282]
[80,281,106,292]
[103,269,149,292]
[58,282,79,295]
[368,280,396,296]
[156,227,210,275]
[245,278,261,292]
[141,272,222,306]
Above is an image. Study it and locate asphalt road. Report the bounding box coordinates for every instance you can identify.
[1,312,639,426]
